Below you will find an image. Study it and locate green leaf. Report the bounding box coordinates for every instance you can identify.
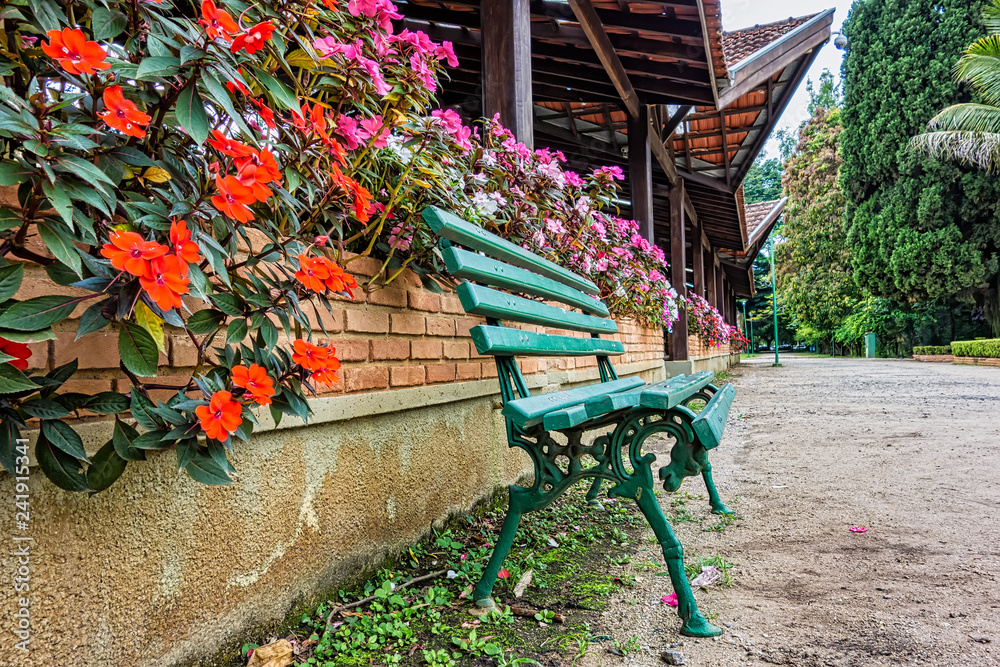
[38,221,82,276]
[0,295,79,331]
[0,419,21,476]
[92,7,127,40]
[29,0,66,33]
[0,328,55,343]
[132,430,168,449]
[20,399,72,420]
[253,68,300,112]
[0,263,24,302]
[0,161,32,186]
[56,155,116,188]
[112,419,145,462]
[41,179,74,228]
[175,83,210,146]
[119,321,159,377]
[76,301,110,339]
[227,318,248,345]
[176,438,197,471]
[185,451,232,485]
[45,260,83,286]
[136,56,182,80]
[186,308,225,334]
[37,435,91,492]
[0,363,40,394]
[41,419,89,462]
[86,441,128,493]
[84,392,130,415]
[135,302,166,353]
[129,391,161,430]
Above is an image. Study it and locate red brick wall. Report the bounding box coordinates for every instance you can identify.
[13,252,665,404]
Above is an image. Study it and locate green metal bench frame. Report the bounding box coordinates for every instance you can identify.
[425,206,735,638]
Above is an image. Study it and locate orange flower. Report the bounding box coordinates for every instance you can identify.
[211,175,256,223]
[294,254,331,293]
[291,339,329,371]
[169,219,200,266]
[41,28,109,76]
[236,148,281,202]
[231,22,275,55]
[231,364,275,406]
[350,180,375,223]
[100,86,152,139]
[0,337,32,372]
[226,79,251,95]
[199,0,239,39]
[291,340,340,386]
[248,97,277,129]
[140,254,190,311]
[101,230,168,277]
[195,390,243,441]
[324,262,358,296]
[207,129,253,158]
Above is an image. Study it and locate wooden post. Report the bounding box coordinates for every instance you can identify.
[670,181,688,361]
[482,0,533,148]
[705,252,716,307]
[628,106,654,242]
[692,224,704,298]
[715,259,725,318]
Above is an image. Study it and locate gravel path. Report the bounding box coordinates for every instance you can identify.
[590,354,1000,667]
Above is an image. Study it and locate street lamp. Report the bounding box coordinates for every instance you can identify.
[770,240,779,366]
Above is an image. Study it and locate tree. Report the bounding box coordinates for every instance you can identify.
[777,108,861,337]
[840,0,1000,335]
[743,156,783,204]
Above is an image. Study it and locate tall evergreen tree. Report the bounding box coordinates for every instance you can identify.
[841,0,1000,335]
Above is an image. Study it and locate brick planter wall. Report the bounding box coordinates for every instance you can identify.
[1,231,667,667]
[913,354,955,363]
[953,356,1000,367]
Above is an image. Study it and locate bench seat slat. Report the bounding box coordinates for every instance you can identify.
[691,382,735,450]
[503,377,645,429]
[423,206,599,296]
[581,371,713,417]
[639,371,715,410]
[458,283,617,335]
[471,325,624,357]
[442,245,609,317]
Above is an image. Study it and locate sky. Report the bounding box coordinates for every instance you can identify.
[720,0,856,159]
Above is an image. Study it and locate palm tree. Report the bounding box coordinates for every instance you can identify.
[911,1,1000,171]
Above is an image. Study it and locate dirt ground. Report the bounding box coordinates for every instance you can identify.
[594,354,1000,667]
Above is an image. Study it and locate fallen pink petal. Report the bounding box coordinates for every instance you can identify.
[497,568,510,579]
[661,592,679,607]
[849,526,868,533]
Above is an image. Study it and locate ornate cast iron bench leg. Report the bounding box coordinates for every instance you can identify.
[701,462,733,515]
[472,499,523,615]
[584,476,605,510]
[608,410,723,638]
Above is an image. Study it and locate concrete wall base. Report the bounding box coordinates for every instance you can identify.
[663,352,740,377]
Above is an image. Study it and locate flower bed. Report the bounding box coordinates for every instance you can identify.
[684,293,747,353]
[0,0,679,493]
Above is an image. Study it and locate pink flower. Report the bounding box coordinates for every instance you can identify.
[661,592,679,607]
[388,221,411,250]
[314,235,329,247]
[336,114,363,150]
[435,40,459,67]
[410,53,437,93]
[497,568,510,579]
[849,526,868,533]
[360,116,390,148]
[431,109,471,151]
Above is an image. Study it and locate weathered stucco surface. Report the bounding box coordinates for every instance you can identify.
[0,396,527,667]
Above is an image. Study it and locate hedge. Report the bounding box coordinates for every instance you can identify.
[951,339,1000,358]
[913,345,951,356]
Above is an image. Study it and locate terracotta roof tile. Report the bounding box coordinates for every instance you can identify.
[722,14,816,68]
[745,199,783,239]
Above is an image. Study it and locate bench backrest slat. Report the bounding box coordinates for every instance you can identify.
[471,325,624,357]
[457,283,618,335]
[423,206,600,296]
[442,245,609,317]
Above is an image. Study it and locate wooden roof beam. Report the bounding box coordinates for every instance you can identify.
[565,0,641,118]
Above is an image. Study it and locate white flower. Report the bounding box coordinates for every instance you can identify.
[472,191,498,215]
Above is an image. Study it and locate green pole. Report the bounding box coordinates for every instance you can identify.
[770,242,779,365]
[742,301,749,356]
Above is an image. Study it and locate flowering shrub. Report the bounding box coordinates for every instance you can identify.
[686,294,745,350]
[0,0,677,493]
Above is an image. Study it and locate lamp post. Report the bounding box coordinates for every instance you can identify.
[770,241,779,366]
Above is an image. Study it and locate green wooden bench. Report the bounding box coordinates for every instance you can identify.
[424,206,736,638]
